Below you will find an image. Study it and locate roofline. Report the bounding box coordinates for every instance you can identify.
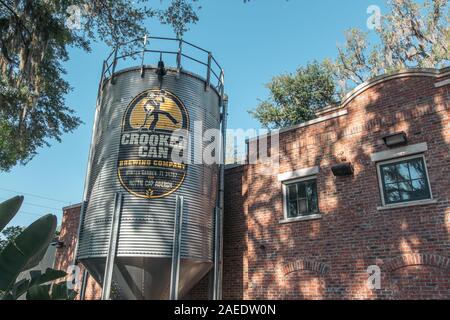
[339,66,450,110]
[247,66,450,141]
[246,108,348,143]
[62,203,82,211]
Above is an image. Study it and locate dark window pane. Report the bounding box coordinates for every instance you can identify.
[411,179,426,191]
[308,192,318,213]
[288,201,298,218]
[386,189,401,203]
[399,181,413,200]
[409,160,425,180]
[288,185,297,201]
[397,163,410,181]
[306,181,318,214]
[298,199,308,214]
[385,182,400,203]
[305,181,314,197]
[285,179,319,217]
[385,183,398,192]
[411,179,430,199]
[381,166,396,184]
[381,157,431,205]
[297,183,306,198]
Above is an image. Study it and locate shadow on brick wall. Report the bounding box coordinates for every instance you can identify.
[241,74,450,300]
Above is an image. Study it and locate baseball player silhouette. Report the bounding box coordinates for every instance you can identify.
[140,90,179,131]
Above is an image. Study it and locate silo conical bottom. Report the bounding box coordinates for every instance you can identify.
[80,257,212,300]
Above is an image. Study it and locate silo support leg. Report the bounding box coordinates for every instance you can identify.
[212,97,227,300]
[79,269,88,300]
[169,195,184,300]
[101,193,124,300]
[212,206,223,300]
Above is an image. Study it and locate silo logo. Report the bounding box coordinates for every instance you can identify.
[117,89,190,199]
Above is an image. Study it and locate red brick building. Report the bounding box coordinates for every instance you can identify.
[54,68,450,300]
[54,204,102,300]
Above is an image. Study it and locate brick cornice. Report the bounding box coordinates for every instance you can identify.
[340,67,450,110]
[384,253,450,272]
[283,259,330,276]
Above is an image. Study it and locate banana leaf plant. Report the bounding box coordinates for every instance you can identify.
[0,196,77,300]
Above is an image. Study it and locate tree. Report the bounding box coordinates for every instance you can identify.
[0,226,24,251]
[250,0,449,129]
[249,61,338,129]
[333,0,450,94]
[0,0,201,171]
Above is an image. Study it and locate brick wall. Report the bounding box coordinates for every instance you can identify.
[218,69,450,300]
[54,205,102,300]
[56,68,450,300]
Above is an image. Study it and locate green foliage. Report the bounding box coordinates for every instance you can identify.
[0,196,76,300]
[159,0,201,38]
[9,268,69,300]
[0,0,201,171]
[332,0,450,94]
[250,0,450,129]
[0,226,24,251]
[50,282,78,300]
[0,214,57,291]
[26,284,51,300]
[249,61,337,129]
[0,196,23,231]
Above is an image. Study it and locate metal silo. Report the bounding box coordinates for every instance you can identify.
[74,36,227,300]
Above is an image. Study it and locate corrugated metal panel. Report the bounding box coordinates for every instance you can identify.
[78,67,220,266]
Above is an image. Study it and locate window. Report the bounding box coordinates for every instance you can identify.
[283,178,319,218]
[377,155,432,206]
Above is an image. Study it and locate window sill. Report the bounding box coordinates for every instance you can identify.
[279,214,322,224]
[377,199,437,211]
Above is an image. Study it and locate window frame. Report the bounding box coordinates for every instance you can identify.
[282,175,320,221]
[376,154,433,207]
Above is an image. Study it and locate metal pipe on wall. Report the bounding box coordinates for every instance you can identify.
[213,92,228,300]
[169,195,184,300]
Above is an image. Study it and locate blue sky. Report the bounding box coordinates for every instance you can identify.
[1,0,387,228]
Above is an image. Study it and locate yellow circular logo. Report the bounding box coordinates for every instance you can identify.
[117,89,190,199]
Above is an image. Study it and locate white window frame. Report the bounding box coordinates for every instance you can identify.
[370,142,428,162]
[277,166,319,182]
[280,175,321,223]
[376,154,435,210]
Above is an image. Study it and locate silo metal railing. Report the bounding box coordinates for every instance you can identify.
[76,35,227,300]
[98,36,225,102]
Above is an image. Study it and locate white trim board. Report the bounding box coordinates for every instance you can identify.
[279,214,323,224]
[377,199,437,211]
[370,143,428,162]
[278,166,319,182]
[435,78,450,88]
[279,110,348,135]
[246,110,347,143]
